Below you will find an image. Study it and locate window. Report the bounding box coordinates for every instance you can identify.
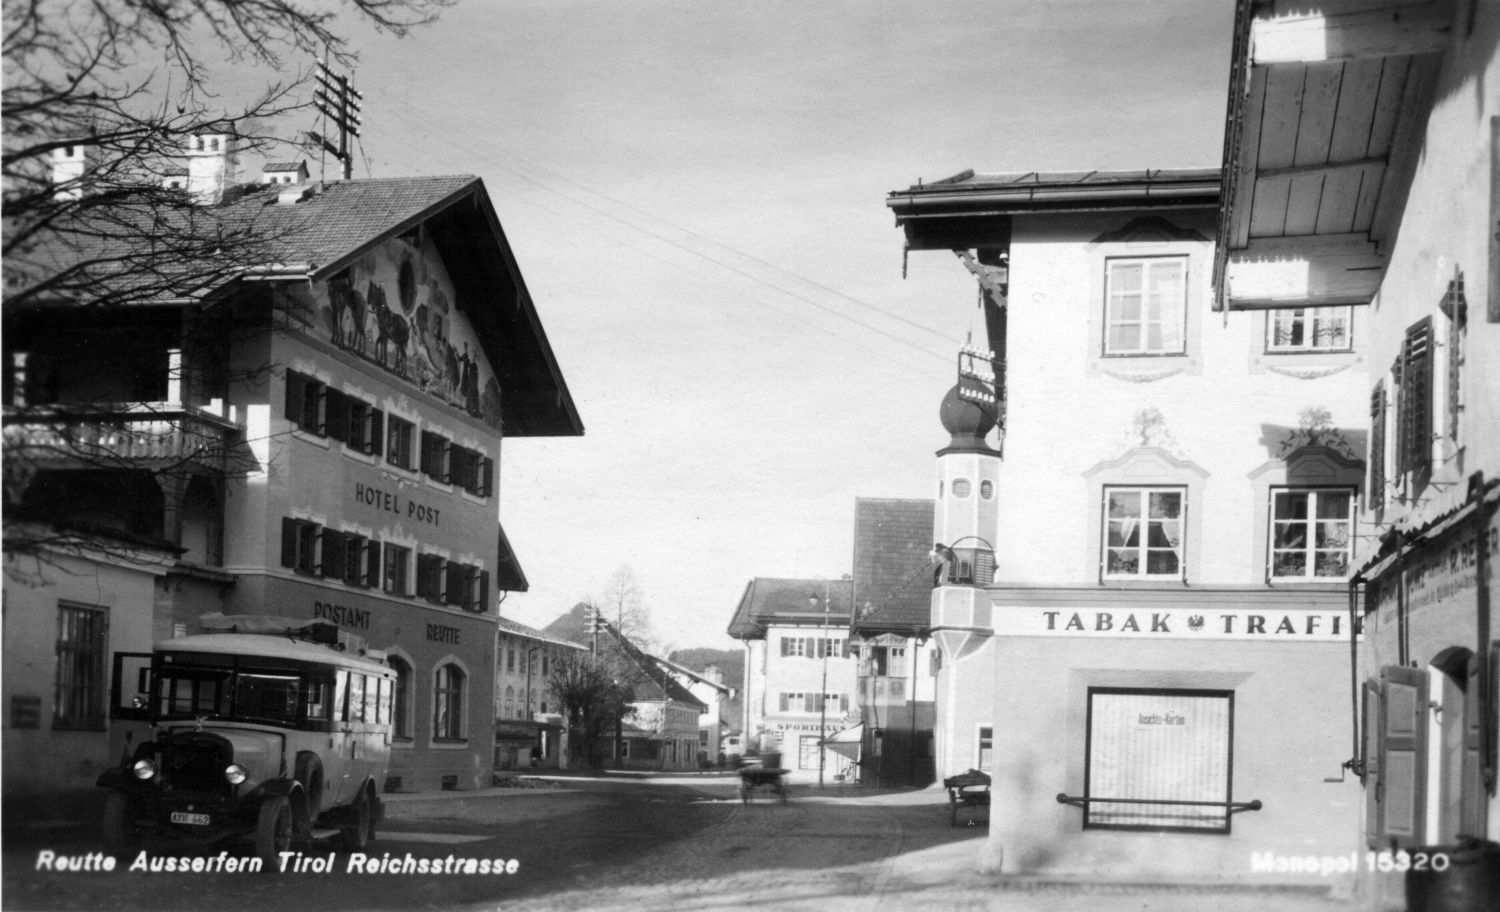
[55,604,106,729]
[341,398,383,455]
[462,567,490,613]
[780,637,809,658]
[385,417,414,470]
[1103,487,1184,579]
[449,446,493,497]
[1266,307,1352,353]
[1103,257,1186,356]
[389,656,413,740]
[817,638,845,659]
[284,370,326,435]
[420,430,450,482]
[1085,688,1233,832]
[280,518,321,575]
[507,644,516,673]
[341,534,379,588]
[778,692,847,713]
[416,553,446,603]
[433,663,465,741]
[383,544,411,597]
[1269,488,1353,579]
[977,725,993,770]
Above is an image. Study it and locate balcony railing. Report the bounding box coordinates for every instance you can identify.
[3,404,245,473]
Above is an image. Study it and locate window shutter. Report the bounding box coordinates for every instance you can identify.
[480,457,494,497]
[778,693,788,712]
[366,540,381,588]
[1363,678,1381,847]
[478,571,490,613]
[1369,383,1386,511]
[1398,319,1433,476]
[322,529,346,579]
[369,409,384,457]
[780,638,789,657]
[284,372,305,426]
[1460,651,1485,840]
[1378,665,1429,847]
[445,561,464,606]
[280,517,297,567]
[311,526,324,575]
[324,388,347,443]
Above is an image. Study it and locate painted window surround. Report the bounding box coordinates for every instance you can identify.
[1083,447,1209,587]
[1085,218,1210,382]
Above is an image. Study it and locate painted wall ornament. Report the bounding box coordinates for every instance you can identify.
[1277,406,1361,461]
[314,237,502,431]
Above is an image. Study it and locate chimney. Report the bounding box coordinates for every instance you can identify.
[50,143,96,201]
[185,132,239,205]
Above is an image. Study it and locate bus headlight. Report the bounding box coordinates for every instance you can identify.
[224,764,248,785]
[132,758,156,780]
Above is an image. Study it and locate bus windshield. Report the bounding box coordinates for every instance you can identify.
[154,653,333,729]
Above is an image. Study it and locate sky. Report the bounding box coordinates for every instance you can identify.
[222,0,1236,651]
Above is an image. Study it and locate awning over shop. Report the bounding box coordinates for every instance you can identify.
[819,723,864,762]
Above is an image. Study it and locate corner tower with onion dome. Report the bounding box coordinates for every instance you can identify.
[930,347,1002,779]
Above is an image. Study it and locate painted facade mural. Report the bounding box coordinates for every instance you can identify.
[314,234,504,431]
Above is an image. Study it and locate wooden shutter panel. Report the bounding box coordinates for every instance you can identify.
[284,371,305,426]
[322,529,346,579]
[1378,665,1429,847]
[478,571,490,613]
[324,388,347,442]
[280,517,297,567]
[1399,319,1433,476]
[1369,383,1386,511]
[778,693,788,712]
[445,561,464,606]
[480,457,493,497]
[780,638,789,657]
[369,409,383,457]
[365,540,381,588]
[1460,651,1485,839]
[1364,677,1383,847]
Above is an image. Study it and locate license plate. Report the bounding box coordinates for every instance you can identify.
[170,812,210,826]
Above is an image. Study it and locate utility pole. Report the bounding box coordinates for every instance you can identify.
[310,59,362,180]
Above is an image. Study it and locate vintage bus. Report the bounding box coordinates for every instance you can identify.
[97,614,394,867]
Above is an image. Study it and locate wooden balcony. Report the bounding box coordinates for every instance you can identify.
[3,404,245,474]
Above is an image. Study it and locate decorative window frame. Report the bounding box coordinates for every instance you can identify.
[1248,446,1364,584]
[1083,447,1208,586]
[1248,308,1364,379]
[1085,218,1209,382]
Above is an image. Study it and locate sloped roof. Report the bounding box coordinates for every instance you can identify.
[851,498,934,634]
[726,577,854,640]
[494,615,588,651]
[603,621,706,710]
[886,168,1219,251]
[9,176,582,437]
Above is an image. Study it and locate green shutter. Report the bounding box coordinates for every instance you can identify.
[1379,665,1429,847]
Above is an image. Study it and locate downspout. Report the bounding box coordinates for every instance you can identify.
[1347,576,1364,777]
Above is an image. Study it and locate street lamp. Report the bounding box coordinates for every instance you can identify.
[810,583,831,789]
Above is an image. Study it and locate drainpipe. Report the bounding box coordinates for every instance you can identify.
[1473,472,1494,794]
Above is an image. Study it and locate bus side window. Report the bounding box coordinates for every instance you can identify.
[362,674,378,724]
[377,677,392,725]
[333,671,349,723]
[304,675,332,722]
[348,673,366,723]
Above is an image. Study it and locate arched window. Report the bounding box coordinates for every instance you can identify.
[433,663,465,741]
[388,655,413,740]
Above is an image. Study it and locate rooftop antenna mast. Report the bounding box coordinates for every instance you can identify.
[310,59,362,180]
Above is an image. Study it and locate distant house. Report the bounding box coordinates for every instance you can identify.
[493,616,587,770]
